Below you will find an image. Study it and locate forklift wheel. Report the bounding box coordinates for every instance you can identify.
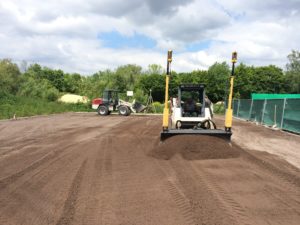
[119,106,129,116]
[98,105,109,116]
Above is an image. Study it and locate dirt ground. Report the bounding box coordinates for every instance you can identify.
[0,113,299,225]
[229,117,300,169]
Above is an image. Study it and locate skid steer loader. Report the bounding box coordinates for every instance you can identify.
[160,50,237,141]
[170,83,215,129]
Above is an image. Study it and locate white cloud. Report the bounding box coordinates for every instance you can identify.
[0,0,299,74]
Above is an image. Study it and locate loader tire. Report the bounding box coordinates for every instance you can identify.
[98,105,109,116]
[119,106,129,116]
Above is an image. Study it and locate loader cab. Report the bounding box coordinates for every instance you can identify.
[178,84,205,117]
[103,89,119,107]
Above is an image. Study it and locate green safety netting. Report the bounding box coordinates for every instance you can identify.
[262,99,284,127]
[252,93,300,100]
[233,100,239,117]
[237,99,252,120]
[232,98,300,134]
[249,100,265,123]
[282,99,300,133]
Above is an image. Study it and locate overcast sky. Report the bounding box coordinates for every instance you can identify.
[0,0,299,74]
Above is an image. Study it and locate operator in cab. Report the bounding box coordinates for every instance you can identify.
[183,98,197,117]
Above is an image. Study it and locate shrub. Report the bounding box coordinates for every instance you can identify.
[18,77,59,101]
[213,102,225,114]
[151,102,164,113]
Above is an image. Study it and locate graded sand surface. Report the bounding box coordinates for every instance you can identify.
[0,113,299,225]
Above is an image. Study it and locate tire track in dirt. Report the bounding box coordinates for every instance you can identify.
[152,135,256,225]
[108,117,191,225]
[1,114,300,225]
[190,163,252,225]
[243,150,300,186]
[139,117,242,224]
[152,137,240,224]
[0,114,125,225]
[0,138,37,157]
[260,186,300,217]
[163,176,195,225]
[242,150,300,203]
[0,125,106,190]
[56,159,87,225]
[187,146,300,224]
[80,137,108,225]
[152,128,300,225]
[150,152,196,225]
[0,124,105,157]
[0,146,85,225]
[162,157,237,225]
[99,136,117,225]
[0,142,80,190]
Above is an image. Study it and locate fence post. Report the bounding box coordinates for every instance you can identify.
[248,99,253,120]
[261,99,267,124]
[274,104,277,127]
[280,98,287,129]
[237,99,240,117]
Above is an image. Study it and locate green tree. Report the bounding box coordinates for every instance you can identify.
[18,77,59,101]
[234,63,256,99]
[234,64,286,99]
[111,73,127,92]
[206,62,230,102]
[25,64,66,92]
[286,50,300,93]
[252,65,285,94]
[115,64,142,91]
[0,59,21,94]
[42,68,65,91]
[80,70,114,99]
[176,70,207,85]
[63,73,82,93]
[139,74,165,102]
[26,63,42,76]
[146,64,164,75]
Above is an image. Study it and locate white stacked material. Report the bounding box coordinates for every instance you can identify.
[59,94,89,103]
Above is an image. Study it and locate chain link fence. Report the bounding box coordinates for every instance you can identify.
[232,99,300,134]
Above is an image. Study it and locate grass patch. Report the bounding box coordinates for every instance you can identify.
[0,95,93,120]
[0,95,226,120]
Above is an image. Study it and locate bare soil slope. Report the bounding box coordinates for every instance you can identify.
[0,113,299,225]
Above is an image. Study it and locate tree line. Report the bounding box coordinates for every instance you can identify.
[0,50,299,104]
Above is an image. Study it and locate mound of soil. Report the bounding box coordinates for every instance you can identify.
[151,135,241,160]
